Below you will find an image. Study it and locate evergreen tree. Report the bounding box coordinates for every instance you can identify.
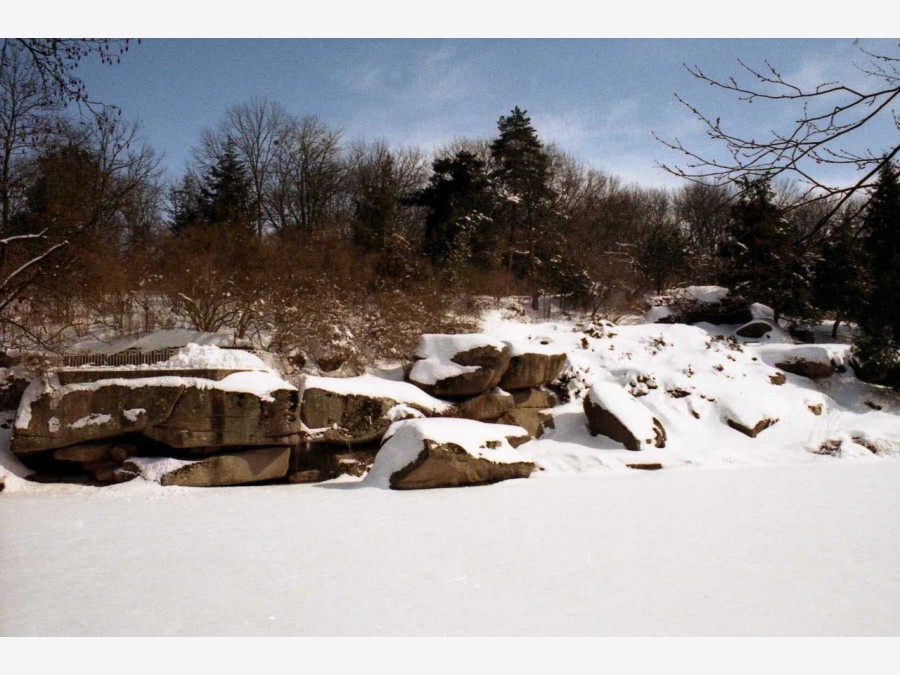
[413,150,497,270]
[855,162,900,383]
[490,107,556,308]
[201,142,253,230]
[810,219,868,338]
[718,177,814,322]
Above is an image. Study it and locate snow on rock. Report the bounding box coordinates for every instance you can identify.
[161,344,269,371]
[409,334,510,397]
[123,408,146,422]
[754,344,852,380]
[498,338,567,390]
[12,370,300,454]
[584,382,666,451]
[364,418,534,490]
[69,413,113,430]
[127,447,291,487]
[299,374,452,445]
[683,286,730,304]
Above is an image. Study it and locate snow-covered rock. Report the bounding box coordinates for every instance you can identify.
[583,382,666,451]
[497,339,567,390]
[12,369,301,455]
[299,374,452,445]
[127,446,290,487]
[364,418,534,490]
[736,320,774,339]
[755,344,851,380]
[408,334,510,397]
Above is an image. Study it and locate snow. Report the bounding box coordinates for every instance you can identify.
[364,418,530,489]
[70,329,242,356]
[755,343,853,369]
[69,413,112,430]
[15,370,296,430]
[504,337,564,357]
[161,343,268,370]
[2,463,899,635]
[683,285,729,304]
[586,382,661,450]
[410,333,506,385]
[3,310,900,635]
[123,408,146,423]
[300,374,452,413]
[643,305,672,323]
[126,456,196,483]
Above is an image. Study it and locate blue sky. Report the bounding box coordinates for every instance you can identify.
[74,38,898,188]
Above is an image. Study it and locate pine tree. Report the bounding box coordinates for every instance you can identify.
[855,162,900,383]
[413,150,497,270]
[490,107,556,309]
[201,142,253,230]
[718,177,814,322]
[810,219,868,338]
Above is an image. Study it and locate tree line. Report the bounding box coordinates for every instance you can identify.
[1,38,898,381]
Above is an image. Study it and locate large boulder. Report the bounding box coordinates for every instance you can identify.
[736,320,774,339]
[497,341,567,390]
[12,369,301,455]
[300,375,451,444]
[364,418,534,490]
[408,334,510,398]
[650,287,752,326]
[754,344,850,381]
[127,446,290,487]
[456,388,514,421]
[583,382,666,451]
[497,408,553,440]
[511,387,559,410]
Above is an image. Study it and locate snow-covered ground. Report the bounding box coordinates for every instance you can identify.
[2,462,899,636]
[2,306,900,635]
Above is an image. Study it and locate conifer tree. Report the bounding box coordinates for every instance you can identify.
[855,162,900,383]
[718,177,814,322]
[811,219,868,338]
[490,107,556,309]
[413,150,497,270]
[201,142,253,230]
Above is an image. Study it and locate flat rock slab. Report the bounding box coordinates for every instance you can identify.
[12,371,301,455]
[456,389,514,421]
[55,368,253,386]
[300,375,450,445]
[145,446,290,487]
[498,344,567,391]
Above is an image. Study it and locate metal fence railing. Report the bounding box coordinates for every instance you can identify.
[59,348,184,368]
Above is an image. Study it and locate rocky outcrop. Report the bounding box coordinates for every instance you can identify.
[129,446,290,487]
[300,375,450,445]
[498,343,567,390]
[365,418,534,490]
[12,370,301,455]
[408,334,510,398]
[583,382,666,451]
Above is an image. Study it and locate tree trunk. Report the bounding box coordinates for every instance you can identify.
[832,315,841,339]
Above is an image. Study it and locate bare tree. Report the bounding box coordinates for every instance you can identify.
[656,41,899,239]
[270,115,346,234]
